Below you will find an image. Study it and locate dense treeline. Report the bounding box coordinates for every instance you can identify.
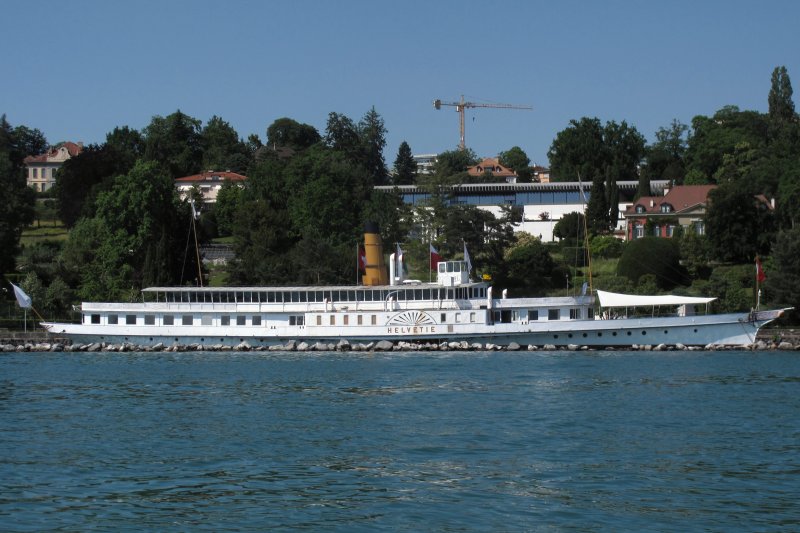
[1,66,799,321]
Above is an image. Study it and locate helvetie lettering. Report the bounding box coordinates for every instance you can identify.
[387,326,437,335]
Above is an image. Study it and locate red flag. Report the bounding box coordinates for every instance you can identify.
[756,257,766,283]
[430,244,441,269]
[358,247,367,272]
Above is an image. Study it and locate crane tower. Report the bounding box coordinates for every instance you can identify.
[433,95,532,151]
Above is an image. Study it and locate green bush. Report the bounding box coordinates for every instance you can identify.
[617,237,688,289]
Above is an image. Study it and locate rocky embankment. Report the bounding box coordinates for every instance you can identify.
[2,338,799,353]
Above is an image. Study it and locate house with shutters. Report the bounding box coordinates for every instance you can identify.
[24,141,83,192]
[623,185,716,240]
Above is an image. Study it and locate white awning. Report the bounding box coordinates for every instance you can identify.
[596,290,715,308]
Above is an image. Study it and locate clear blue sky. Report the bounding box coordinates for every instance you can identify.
[3,0,798,167]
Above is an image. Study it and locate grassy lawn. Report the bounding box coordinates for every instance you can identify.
[20,221,69,246]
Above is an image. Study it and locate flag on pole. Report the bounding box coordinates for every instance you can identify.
[430,244,441,269]
[358,247,367,272]
[756,256,766,283]
[190,199,200,220]
[463,242,472,274]
[396,243,407,275]
[10,283,32,309]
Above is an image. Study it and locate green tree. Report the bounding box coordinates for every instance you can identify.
[504,239,556,296]
[358,106,388,185]
[52,144,120,227]
[105,125,143,172]
[553,212,585,242]
[768,66,796,125]
[548,117,606,182]
[266,117,321,150]
[617,237,687,289]
[214,181,243,237]
[143,110,203,179]
[642,119,688,186]
[324,112,361,160]
[585,173,609,234]
[0,115,37,275]
[200,115,250,172]
[685,106,769,183]
[705,184,775,262]
[283,145,371,244]
[61,160,195,299]
[392,141,416,185]
[431,148,478,180]
[765,227,800,314]
[499,146,532,182]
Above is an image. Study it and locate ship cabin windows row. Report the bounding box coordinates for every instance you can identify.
[88,313,276,327]
[491,307,592,324]
[150,286,487,304]
[314,314,379,326]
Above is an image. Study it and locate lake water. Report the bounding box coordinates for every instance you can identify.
[1,350,799,531]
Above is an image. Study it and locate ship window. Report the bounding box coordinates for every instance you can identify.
[528,310,538,321]
[588,308,594,319]
[182,315,193,326]
[221,315,230,326]
[316,315,322,326]
[108,314,118,325]
[292,292,300,303]
[455,312,461,323]
[371,315,377,325]
[570,308,581,319]
[441,313,446,323]
[414,290,423,300]
[357,315,363,325]
[252,316,261,326]
[282,292,291,303]
[348,291,356,301]
[470,312,476,323]
[91,314,100,324]
[201,315,212,326]
[164,315,174,326]
[330,315,335,326]
[237,315,246,326]
[126,314,136,325]
[267,292,275,303]
[145,315,156,325]
[343,315,349,325]
[548,309,560,320]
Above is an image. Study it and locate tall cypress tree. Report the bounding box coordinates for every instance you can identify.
[393,141,416,185]
[585,173,609,235]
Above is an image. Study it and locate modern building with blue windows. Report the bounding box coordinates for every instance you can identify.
[376,180,669,241]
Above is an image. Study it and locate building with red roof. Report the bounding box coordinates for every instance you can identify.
[174,170,247,203]
[623,185,717,240]
[24,141,83,192]
[466,158,517,182]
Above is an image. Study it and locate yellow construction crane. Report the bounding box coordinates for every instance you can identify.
[433,95,532,151]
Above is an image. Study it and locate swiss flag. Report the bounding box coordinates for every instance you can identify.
[756,256,766,283]
[430,244,441,269]
[358,247,367,272]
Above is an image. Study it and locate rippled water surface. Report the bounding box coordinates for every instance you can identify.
[1,350,799,531]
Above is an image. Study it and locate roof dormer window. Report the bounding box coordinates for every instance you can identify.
[660,204,672,213]
[635,205,645,213]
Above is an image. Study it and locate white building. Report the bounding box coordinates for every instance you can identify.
[24,142,83,192]
[175,170,247,203]
[375,180,669,242]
